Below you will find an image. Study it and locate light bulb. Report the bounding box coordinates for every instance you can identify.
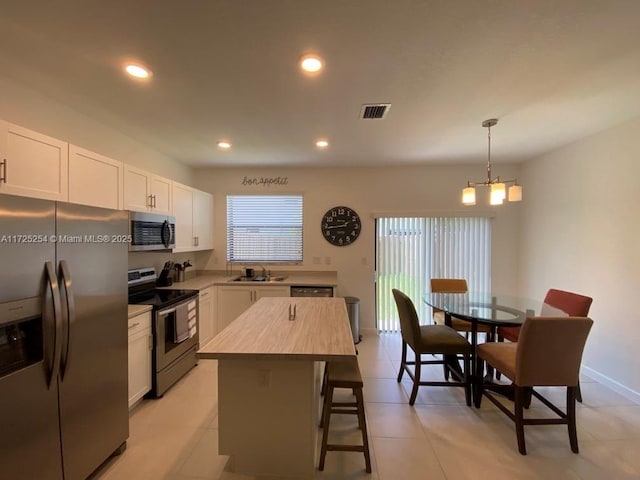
[508,184,522,202]
[462,187,476,205]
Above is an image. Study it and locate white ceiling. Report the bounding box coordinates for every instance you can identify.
[1,0,639,167]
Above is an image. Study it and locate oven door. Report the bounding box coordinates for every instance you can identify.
[154,298,198,371]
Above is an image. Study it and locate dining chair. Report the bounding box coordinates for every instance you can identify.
[392,289,472,406]
[476,315,593,455]
[430,278,493,337]
[495,288,592,402]
[430,279,493,380]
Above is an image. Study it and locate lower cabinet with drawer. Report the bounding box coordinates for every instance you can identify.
[198,286,216,347]
[128,310,152,410]
[216,285,290,333]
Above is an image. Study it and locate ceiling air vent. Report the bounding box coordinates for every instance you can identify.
[360,103,391,119]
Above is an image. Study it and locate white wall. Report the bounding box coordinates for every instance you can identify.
[519,116,640,400]
[0,73,192,184]
[194,164,522,332]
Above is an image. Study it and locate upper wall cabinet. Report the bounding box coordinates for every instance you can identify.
[68,145,123,210]
[172,181,214,252]
[124,165,172,215]
[194,189,214,250]
[0,120,69,201]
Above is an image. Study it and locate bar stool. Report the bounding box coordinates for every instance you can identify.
[318,358,372,473]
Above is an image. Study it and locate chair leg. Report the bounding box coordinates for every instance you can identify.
[443,353,450,380]
[354,388,372,473]
[463,353,471,407]
[495,335,503,380]
[397,341,407,382]
[474,356,484,408]
[514,386,527,455]
[318,386,334,470]
[576,380,583,403]
[567,386,579,453]
[409,353,421,406]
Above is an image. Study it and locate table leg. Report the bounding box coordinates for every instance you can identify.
[443,313,463,380]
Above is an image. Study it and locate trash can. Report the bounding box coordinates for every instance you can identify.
[344,296,361,344]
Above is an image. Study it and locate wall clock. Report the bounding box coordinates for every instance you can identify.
[321,206,361,246]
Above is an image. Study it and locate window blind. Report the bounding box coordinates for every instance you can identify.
[226,195,303,263]
[376,217,491,332]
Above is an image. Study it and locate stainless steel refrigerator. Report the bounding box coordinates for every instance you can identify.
[0,194,129,480]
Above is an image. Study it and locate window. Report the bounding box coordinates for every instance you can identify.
[376,216,491,332]
[226,195,303,263]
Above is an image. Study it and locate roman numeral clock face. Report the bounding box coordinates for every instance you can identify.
[321,206,361,246]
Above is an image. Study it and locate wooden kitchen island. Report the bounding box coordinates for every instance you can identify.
[197,297,356,478]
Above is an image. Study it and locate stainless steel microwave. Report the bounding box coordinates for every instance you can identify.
[129,211,176,251]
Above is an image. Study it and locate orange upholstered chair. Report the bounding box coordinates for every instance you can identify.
[476,316,593,455]
[430,278,492,336]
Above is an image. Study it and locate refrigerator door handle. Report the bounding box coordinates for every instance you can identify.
[59,260,75,381]
[44,261,62,389]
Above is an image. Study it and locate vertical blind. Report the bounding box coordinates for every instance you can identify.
[226,195,303,263]
[376,217,491,332]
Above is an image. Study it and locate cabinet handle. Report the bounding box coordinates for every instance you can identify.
[148,334,153,350]
[128,322,140,330]
[194,236,199,247]
[0,159,6,183]
[152,195,157,208]
[147,195,153,208]
[200,292,209,298]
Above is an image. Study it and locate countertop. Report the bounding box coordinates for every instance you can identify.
[128,304,152,319]
[159,270,338,291]
[198,297,356,361]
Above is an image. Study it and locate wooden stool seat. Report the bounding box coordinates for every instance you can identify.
[319,358,372,473]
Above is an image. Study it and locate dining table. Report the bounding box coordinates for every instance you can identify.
[423,292,555,404]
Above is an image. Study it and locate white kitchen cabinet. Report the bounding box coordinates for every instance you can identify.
[128,311,152,410]
[193,189,213,250]
[172,182,194,251]
[0,120,69,201]
[216,285,290,332]
[172,181,214,252]
[124,164,172,214]
[198,286,216,347]
[68,145,123,209]
[150,174,172,215]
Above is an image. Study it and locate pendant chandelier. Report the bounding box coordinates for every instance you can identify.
[462,119,522,206]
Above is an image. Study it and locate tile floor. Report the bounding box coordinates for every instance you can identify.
[92,333,640,480]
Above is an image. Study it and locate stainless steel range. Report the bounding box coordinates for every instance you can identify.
[128,267,199,397]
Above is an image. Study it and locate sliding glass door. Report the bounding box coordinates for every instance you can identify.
[376,216,491,332]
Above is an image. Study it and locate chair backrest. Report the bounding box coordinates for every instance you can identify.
[392,289,421,348]
[541,288,593,317]
[430,278,468,315]
[515,316,593,386]
[430,278,468,293]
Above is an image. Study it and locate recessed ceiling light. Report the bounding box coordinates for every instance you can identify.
[217,141,232,150]
[300,54,324,73]
[124,63,152,79]
[315,139,329,148]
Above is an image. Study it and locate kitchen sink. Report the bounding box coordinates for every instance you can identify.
[230,275,288,282]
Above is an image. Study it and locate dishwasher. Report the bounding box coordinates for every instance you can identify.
[290,286,334,297]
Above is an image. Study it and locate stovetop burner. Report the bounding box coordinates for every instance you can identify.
[127,266,198,309]
[128,288,198,309]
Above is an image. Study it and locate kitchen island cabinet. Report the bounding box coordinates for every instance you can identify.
[216,284,290,332]
[198,297,355,478]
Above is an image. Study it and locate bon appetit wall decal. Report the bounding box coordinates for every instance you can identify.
[241,176,289,187]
